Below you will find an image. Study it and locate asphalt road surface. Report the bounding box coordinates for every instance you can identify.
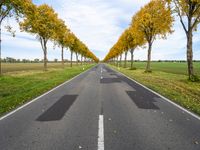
[0,64,200,150]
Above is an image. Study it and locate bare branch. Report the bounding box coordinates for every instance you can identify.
[173,0,188,34]
[39,36,45,51]
[191,13,200,29]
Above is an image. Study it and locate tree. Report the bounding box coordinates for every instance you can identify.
[134,0,173,72]
[103,25,144,69]
[168,0,200,80]
[119,53,122,67]
[0,0,34,75]
[0,0,14,75]
[68,33,77,67]
[20,4,59,71]
[67,32,99,66]
[124,51,128,68]
[130,26,145,69]
[54,58,58,63]
[54,19,70,67]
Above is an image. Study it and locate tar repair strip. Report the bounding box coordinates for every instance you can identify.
[36,95,78,121]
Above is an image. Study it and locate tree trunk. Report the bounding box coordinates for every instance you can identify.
[187,30,194,80]
[39,37,48,71]
[81,55,83,65]
[119,54,122,67]
[76,52,78,65]
[145,42,152,72]
[124,51,128,68]
[130,49,134,69]
[43,42,47,71]
[117,56,119,66]
[70,51,73,67]
[0,23,2,75]
[61,46,64,67]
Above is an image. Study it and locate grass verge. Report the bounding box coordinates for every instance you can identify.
[109,64,200,116]
[0,64,94,116]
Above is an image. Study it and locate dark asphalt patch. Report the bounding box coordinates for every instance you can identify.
[100,78,121,84]
[126,91,159,110]
[104,67,114,73]
[36,95,78,121]
[109,73,117,76]
[114,73,159,98]
[115,74,138,90]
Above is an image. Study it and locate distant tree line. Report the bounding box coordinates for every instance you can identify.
[1,57,42,63]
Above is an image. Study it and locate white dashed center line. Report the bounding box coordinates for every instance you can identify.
[98,115,104,150]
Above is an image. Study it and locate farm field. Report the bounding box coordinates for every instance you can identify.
[117,61,200,75]
[0,64,95,116]
[1,62,83,73]
[109,62,200,116]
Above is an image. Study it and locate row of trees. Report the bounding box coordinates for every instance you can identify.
[0,0,99,74]
[104,0,200,81]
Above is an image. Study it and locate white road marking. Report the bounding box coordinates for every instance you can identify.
[111,67,200,121]
[79,145,82,149]
[98,115,104,150]
[0,65,98,121]
[100,67,103,79]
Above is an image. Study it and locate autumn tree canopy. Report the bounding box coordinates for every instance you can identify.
[133,0,173,72]
[20,2,98,70]
[104,0,173,72]
[20,4,59,71]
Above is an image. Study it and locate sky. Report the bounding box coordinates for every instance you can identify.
[1,0,200,61]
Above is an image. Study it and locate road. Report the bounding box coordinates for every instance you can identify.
[0,64,200,150]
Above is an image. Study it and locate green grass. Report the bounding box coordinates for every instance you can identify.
[117,61,200,75]
[109,63,200,116]
[0,64,95,116]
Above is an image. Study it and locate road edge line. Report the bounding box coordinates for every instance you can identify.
[108,65,200,121]
[0,65,97,121]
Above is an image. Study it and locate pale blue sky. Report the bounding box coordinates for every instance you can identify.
[1,0,200,60]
